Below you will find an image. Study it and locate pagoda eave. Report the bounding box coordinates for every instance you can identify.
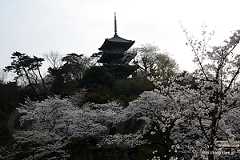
[99,40,135,51]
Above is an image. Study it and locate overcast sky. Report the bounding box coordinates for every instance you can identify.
[1,0,240,72]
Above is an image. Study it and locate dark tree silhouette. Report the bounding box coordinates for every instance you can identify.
[131,44,178,87]
[5,52,46,96]
[61,53,91,81]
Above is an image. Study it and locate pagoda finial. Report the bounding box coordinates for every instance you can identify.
[114,12,117,36]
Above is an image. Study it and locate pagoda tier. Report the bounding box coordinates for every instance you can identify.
[99,34,135,51]
[98,35,135,64]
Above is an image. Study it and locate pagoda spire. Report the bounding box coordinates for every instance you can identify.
[114,12,117,36]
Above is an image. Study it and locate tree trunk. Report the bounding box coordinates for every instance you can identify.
[23,68,37,96]
[208,144,214,160]
[208,115,218,160]
[37,66,47,91]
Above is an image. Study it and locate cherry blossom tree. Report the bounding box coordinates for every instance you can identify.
[183,27,240,160]
[12,96,147,159]
[12,88,194,160]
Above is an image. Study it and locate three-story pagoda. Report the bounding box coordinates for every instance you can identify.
[82,13,153,103]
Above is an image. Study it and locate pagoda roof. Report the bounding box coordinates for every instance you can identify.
[99,34,135,51]
[108,34,133,43]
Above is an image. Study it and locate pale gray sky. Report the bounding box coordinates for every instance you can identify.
[1,0,240,72]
